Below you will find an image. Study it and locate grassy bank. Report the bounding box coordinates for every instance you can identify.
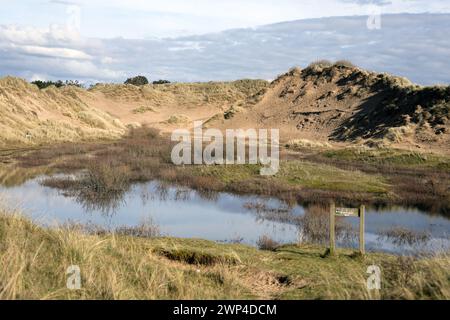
[320,148,450,170]
[0,208,449,300]
[305,147,450,214]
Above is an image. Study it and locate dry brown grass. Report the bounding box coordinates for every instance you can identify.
[0,207,449,300]
[256,235,280,251]
[285,139,332,149]
[0,208,248,299]
[0,77,125,147]
[378,227,431,246]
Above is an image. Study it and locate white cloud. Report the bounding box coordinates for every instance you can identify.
[61,60,124,79]
[0,24,81,45]
[0,12,449,85]
[11,44,92,60]
[2,0,449,38]
[168,41,205,52]
[30,73,49,82]
[100,56,117,64]
[0,24,123,82]
[0,25,47,45]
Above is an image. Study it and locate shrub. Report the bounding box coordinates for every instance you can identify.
[257,235,279,251]
[334,60,356,68]
[124,76,149,86]
[153,79,171,85]
[378,227,430,246]
[32,80,83,89]
[307,60,333,69]
[84,162,130,193]
[32,80,63,89]
[115,217,161,238]
[298,205,357,245]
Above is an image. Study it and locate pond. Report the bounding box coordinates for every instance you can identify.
[1,175,449,255]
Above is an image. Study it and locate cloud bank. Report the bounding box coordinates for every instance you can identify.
[0,14,449,85]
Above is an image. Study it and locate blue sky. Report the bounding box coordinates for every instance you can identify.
[1,1,450,84]
[2,0,450,38]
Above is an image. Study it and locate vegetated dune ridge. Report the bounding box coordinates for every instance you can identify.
[1,63,449,152]
[0,77,125,146]
[0,77,268,146]
[89,79,268,131]
[209,63,450,152]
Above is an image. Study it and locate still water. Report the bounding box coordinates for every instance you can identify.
[1,175,449,255]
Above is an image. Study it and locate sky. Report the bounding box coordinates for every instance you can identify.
[0,0,450,84]
[1,0,450,38]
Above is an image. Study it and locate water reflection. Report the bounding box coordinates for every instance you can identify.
[0,175,449,255]
[75,190,127,216]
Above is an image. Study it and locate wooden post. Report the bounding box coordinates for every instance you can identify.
[329,202,336,255]
[359,205,365,255]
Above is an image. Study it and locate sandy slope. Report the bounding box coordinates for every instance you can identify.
[89,80,268,132]
[0,77,125,146]
[0,78,267,146]
[209,64,450,152]
[1,64,448,152]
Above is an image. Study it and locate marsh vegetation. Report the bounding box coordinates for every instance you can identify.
[2,127,448,216]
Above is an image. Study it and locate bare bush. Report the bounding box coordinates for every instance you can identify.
[257,235,279,251]
[378,227,431,246]
[298,204,357,245]
[115,217,161,238]
[308,60,333,69]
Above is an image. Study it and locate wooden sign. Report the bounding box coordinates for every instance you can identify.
[335,207,360,217]
[329,203,365,255]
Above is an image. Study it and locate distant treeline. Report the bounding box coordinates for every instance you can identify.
[31,76,171,90]
[124,76,171,86]
[31,80,84,89]
[152,79,171,85]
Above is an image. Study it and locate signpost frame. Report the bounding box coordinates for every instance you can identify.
[329,203,365,255]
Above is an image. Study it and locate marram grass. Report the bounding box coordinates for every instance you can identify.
[0,207,448,300]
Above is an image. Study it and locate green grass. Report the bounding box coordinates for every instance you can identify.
[190,160,389,194]
[191,164,261,184]
[278,161,388,193]
[1,209,449,300]
[322,148,450,171]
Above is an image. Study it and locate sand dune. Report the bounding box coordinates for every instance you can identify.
[209,63,450,151]
[1,64,449,152]
[0,77,125,146]
[0,78,267,146]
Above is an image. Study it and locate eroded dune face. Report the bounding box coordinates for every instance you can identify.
[210,64,450,152]
[1,64,449,152]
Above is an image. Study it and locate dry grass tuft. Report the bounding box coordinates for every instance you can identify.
[378,227,431,246]
[286,139,332,149]
[256,235,280,251]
